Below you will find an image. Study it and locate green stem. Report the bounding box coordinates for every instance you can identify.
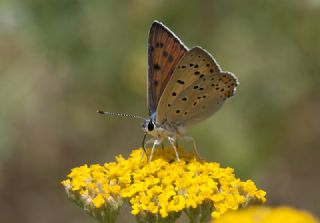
[185,201,212,223]
[136,212,182,223]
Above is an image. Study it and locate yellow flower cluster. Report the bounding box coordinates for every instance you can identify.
[213,206,319,223]
[62,164,123,207]
[62,147,266,223]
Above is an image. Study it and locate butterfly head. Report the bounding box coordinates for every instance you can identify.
[141,114,169,138]
[142,111,158,134]
[142,119,156,134]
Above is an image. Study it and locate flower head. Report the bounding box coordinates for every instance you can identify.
[213,206,319,223]
[62,147,266,223]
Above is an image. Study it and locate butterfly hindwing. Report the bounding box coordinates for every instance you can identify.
[166,71,237,126]
[148,21,188,115]
[156,47,238,126]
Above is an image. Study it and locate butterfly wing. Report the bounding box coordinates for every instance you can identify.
[156,47,238,127]
[147,21,188,116]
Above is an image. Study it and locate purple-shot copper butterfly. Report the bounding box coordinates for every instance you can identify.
[98,21,239,161]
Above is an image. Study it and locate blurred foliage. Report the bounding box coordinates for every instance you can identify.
[0,0,319,222]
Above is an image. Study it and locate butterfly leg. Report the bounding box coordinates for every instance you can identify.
[149,139,161,162]
[182,136,202,160]
[168,137,181,162]
[141,133,148,160]
[140,138,155,161]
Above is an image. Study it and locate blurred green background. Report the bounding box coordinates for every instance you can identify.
[0,0,319,222]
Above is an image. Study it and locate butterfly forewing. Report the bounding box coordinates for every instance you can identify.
[148,21,188,115]
[156,47,238,126]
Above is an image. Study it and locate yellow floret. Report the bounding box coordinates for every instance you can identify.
[92,194,105,208]
[213,206,319,223]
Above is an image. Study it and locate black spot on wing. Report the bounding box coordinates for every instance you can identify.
[162,51,168,57]
[154,64,161,70]
[155,42,164,48]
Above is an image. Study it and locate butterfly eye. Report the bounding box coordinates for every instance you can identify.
[148,121,155,131]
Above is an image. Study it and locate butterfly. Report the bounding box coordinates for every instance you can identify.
[99,21,239,161]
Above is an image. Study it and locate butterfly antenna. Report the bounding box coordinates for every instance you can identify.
[97,110,147,121]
